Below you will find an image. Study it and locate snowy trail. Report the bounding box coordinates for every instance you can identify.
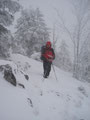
[0,54,90,120]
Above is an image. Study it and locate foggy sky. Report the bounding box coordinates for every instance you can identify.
[10,0,74,58]
[18,0,73,28]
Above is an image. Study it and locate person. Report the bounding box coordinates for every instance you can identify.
[40,41,55,78]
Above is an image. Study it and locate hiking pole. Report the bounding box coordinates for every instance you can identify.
[52,64,58,82]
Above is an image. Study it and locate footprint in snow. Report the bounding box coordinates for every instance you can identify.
[27,98,33,107]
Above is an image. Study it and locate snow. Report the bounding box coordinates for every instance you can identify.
[0,54,90,120]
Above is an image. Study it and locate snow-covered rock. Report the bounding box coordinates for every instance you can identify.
[0,64,16,86]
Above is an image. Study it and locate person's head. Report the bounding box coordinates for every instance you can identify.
[46,41,51,48]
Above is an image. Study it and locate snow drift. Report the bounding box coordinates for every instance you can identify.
[0,54,90,120]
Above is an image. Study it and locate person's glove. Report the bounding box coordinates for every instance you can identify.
[47,58,53,62]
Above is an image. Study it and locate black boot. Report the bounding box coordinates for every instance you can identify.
[43,70,48,78]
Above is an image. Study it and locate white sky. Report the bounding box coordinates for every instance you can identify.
[18,0,73,28]
[9,0,75,59]
[11,0,74,33]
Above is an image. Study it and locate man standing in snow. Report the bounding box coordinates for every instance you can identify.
[40,41,55,78]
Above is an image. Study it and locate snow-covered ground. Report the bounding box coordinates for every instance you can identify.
[0,54,90,120]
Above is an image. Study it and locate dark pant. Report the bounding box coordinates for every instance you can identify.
[43,60,52,77]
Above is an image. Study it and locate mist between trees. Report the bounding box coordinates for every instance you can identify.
[0,0,90,82]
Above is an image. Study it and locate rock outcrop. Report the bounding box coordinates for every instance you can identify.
[0,64,16,86]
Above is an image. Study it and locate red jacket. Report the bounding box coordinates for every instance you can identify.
[41,46,55,62]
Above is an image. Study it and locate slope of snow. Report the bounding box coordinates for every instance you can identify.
[0,54,90,120]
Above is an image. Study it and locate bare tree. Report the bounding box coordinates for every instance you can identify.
[55,0,90,79]
[52,23,58,50]
[55,40,72,71]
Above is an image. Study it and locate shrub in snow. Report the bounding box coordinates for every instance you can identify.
[18,83,25,89]
[30,52,41,61]
[78,86,88,97]
[24,74,29,80]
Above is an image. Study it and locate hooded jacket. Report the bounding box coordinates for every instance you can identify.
[41,45,55,62]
